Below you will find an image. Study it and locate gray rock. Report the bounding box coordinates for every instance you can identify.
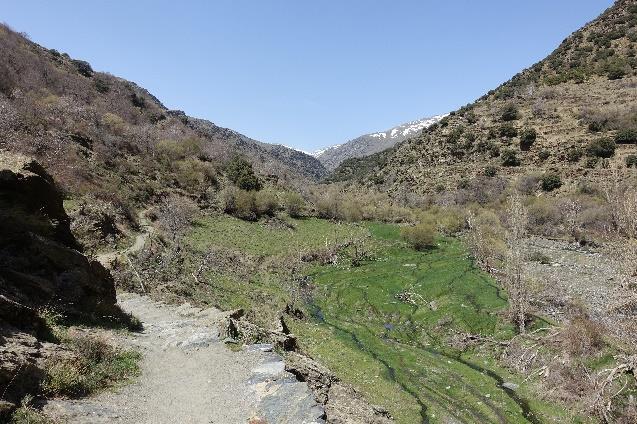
[246,343,274,353]
[502,382,519,391]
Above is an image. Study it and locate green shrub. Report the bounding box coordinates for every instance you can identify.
[283,192,304,218]
[585,157,599,168]
[606,62,626,80]
[538,150,550,161]
[519,128,537,150]
[499,123,518,138]
[72,59,93,77]
[130,92,146,108]
[528,251,552,264]
[626,154,637,168]
[484,166,497,177]
[500,103,520,121]
[540,173,562,192]
[255,190,278,217]
[501,148,521,166]
[315,191,341,220]
[465,110,478,124]
[401,223,436,251]
[233,189,258,220]
[457,178,470,189]
[42,335,140,397]
[10,400,54,424]
[588,121,604,132]
[615,128,637,144]
[156,138,203,163]
[567,147,584,162]
[225,157,262,191]
[341,199,363,222]
[447,126,465,144]
[94,78,110,94]
[586,138,616,158]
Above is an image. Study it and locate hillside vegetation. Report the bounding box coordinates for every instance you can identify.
[336,0,637,195]
[0,22,325,228]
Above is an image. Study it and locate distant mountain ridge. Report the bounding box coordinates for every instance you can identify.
[314,115,446,170]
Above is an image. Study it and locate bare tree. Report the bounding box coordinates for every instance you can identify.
[504,192,531,333]
[157,194,198,243]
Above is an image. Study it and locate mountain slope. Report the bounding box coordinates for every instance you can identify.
[316,115,445,171]
[346,0,637,195]
[0,23,326,212]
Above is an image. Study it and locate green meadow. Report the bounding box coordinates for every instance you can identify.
[185,216,570,423]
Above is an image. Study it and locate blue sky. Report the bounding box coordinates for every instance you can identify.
[3,0,614,151]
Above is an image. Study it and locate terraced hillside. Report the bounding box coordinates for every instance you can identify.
[338,0,637,194]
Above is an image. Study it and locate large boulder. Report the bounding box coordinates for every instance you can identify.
[0,151,117,405]
[0,152,116,322]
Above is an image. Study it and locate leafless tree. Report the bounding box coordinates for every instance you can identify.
[504,192,531,333]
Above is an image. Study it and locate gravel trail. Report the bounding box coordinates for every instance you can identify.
[42,293,325,424]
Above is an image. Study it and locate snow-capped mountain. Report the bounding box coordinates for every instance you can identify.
[315,114,446,170]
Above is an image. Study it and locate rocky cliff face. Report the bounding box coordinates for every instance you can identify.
[0,152,117,410]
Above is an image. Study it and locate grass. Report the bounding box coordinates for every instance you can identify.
[187,214,367,257]
[181,216,572,423]
[10,400,55,424]
[39,312,142,399]
[42,333,141,398]
[181,214,368,325]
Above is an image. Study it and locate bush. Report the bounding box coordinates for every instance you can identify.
[484,165,497,177]
[586,138,616,158]
[401,223,436,251]
[541,173,562,192]
[615,128,637,144]
[516,174,540,194]
[501,149,521,166]
[284,192,304,218]
[499,123,518,138]
[225,157,261,191]
[72,59,93,77]
[465,110,478,124]
[588,121,604,132]
[42,334,140,397]
[528,251,552,264]
[341,199,363,222]
[585,157,599,168]
[519,128,537,150]
[94,78,110,93]
[566,147,584,162]
[130,92,146,109]
[254,190,278,217]
[538,150,550,161]
[607,62,626,80]
[233,189,257,220]
[626,154,637,168]
[315,190,341,220]
[500,103,520,121]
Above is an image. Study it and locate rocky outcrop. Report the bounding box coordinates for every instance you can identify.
[285,352,393,424]
[0,152,117,407]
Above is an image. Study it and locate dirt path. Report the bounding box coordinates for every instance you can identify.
[47,212,325,423]
[95,210,155,268]
[42,293,325,423]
